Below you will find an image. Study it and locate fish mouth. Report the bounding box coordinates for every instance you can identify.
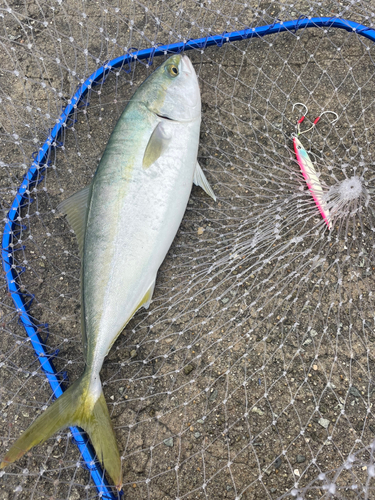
[180,55,193,75]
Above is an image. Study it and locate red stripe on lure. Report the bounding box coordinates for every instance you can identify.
[293,135,332,230]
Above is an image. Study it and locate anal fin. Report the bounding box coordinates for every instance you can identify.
[135,279,156,312]
[103,279,156,357]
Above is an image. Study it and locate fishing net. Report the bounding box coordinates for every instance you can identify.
[2,1,375,499]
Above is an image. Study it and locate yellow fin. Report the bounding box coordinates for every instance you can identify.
[0,373,122,489]
[139,279,155,310]
[57,188,91,354]
[128,280,156,322]
[81,388,122,490]
[143,122,172,169]
[104,279,156,357]
[57,185,91,258]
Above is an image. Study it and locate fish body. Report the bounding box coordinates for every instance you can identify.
[1,55,215,489]
[293,135,332,230]
[84,61,201,377]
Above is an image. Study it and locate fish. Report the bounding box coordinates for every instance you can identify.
[0,54,216,489]
[293,135,332,230]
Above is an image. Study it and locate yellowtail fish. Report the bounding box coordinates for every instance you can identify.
[0,54,215,489]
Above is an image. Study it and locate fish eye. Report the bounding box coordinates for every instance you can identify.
[167,64,179,77]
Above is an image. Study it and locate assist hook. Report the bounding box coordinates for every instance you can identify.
[292,103,338,135]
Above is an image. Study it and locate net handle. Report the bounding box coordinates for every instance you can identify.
[2,16,375,499]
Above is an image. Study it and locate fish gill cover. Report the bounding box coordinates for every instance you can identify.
[1,1,375,499]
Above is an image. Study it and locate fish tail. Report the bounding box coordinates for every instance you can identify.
[0,372,122,490]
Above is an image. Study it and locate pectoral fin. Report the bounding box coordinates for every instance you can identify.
[57,185,91,258]
[143,122,172,169]
[193,162,216,201]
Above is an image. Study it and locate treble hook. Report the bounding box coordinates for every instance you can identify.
[292,103,338,135]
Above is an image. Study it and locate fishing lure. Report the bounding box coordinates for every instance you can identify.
[292,103,338,230]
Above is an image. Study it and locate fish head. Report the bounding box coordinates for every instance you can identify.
[141,54,201,122]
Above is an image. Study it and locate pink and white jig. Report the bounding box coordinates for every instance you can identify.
[292,104,338,230]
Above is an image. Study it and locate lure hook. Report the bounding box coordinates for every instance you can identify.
[293,103,338,135]
[292,103,309,136]
[292,102,309,116]
[300,110,339,134]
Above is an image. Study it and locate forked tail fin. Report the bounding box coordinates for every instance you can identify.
[0,373,122,490]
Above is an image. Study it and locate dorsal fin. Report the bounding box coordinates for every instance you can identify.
[57,185,91,258]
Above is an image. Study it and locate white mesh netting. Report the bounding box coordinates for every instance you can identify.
[2,1,375,499]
